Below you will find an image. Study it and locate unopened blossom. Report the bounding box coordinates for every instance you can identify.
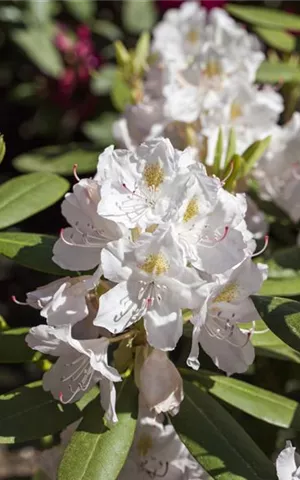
[94,226,202,350]
[255,112,300,223]
[139,349,183,415]
[53,178,125,271]
[25,266,102,327]
[26,323,121,424]
[188,257,268,375]
[118,401,210,480]
[276,441,300,480]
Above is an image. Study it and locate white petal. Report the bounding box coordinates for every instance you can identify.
[26,325,71,357]
[276,442,298,480]
[94,281,140,334]
[144,305,182,351]
[53,228,101,271]
[100,378,118,425]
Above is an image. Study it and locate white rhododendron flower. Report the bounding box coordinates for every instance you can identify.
[139,349,183,415]
[118,402,210,480]
[25,266,102,327]
[255,112,300,223]
[26,323,121,424]
[94,226,202,350]
[53,178,126,271]
[188,258,268,375]
[276,441,300,480]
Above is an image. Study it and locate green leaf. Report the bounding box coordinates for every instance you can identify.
[256,61,300,84]
[13,144,98,175]
[182,369,300,430]
[242,136,271,175]
[273,246,300,271]
[0,136,6,165]
[92,20,123,41]
[122,0,158,34]
[58,378,137,480]
[90,65,117,96]
[63,0,96,21]
[226,4,300,30]
[111,70,132,112]
[260,275,300,297]
[133,31,150,75]
[171,381,277,480]
[213,127,223,177]
[254,27,296,53]
[0,232,73,276]
[223,128,236,171]
[0,328,36,363]
[0,173,69,230]
[27,0,54,24]
[0,382,99,444]
[82,112,118,146]
[0,6,23,23]
[252,296,300,353]
[11,27,64,78]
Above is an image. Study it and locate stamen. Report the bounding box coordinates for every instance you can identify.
[252,235,269,257]
[73,164,80,182]
[217,226,229,242]
[221,161,234,185]
[11,295,28,306]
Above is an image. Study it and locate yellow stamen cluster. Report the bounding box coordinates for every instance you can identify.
[214,283,238,304]
[143,163,164,189]
[140,253,169,275]
[230,102,242,120]
[186,29,200,44]
[204,60,222,78]
[183,197,199,223]
[137,433,153,457]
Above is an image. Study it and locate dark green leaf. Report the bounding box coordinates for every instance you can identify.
[171,381,277,480]
[0,136,6,165]
[273,246,300,271]
[0,232,73,276]
[58,378,137,480]
[63,0,96,21]
[90,65,117,96]
[82,113,118,146]
[252,295,300,353]
[92,20,123,41]
[11,28,64,78]
[0,173,69,230]
[227,4,300,30]
[254,27,296,53]
[0,382,99,444]
[182,369,300,430]
[122,0,158,34]
[13,144,98,175]
[256,61,300,84]
[0,328,36,363]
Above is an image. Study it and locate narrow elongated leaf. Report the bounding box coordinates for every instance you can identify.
[63,0,96,21]
[0,136,6,165]
[213,127,223,177]
[252,296,300,353]
[133,32,150,75]
[256,61,300,84]
[0,232,73,276]
[11,28,64,78]
[0,328,35,363]
[260,275,300,297]
[254,27,296,53]
[58,378,137,480]
[171,381,277,480]
[227,4,300,30]
[182,369,300,430]
[242,136,271,175]
[223,128,236,170]
[122,0,158,34]
[0,382,99,444]
[0,173,69,229]
[111,70,132,111]
[13,144,98,175]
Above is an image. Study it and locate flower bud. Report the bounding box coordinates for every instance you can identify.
[139,349,183,416]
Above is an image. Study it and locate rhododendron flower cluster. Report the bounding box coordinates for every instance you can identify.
[24,137,267,430]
